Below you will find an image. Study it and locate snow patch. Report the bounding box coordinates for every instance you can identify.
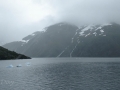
[79,25,94,36]
[71,38,74,43]
[100,30,104,33]
[96,26,102,30]
[31,33,35,36]
[71,29,79,43]
[70,44,78,57]
[101,23,112,27]
[21,40,29,43]
[96,23,111,31]
[42,27,48,32]
[85,33,90,37]
[93,32,97,36]
[103,35,106,36]
[57,46,69,57]
[21,40,30,46]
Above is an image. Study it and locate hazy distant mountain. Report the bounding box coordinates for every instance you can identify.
[0,41,5,46]
[3,22,120,57]
[0,46,31,60]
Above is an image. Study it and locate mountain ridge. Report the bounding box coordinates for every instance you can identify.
[3,22,120,57]
[0,46,31,60]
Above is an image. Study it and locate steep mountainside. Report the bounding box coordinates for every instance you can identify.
[0,46,31,60]
[3,22,120,57]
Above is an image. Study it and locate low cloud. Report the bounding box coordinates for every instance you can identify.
[44,0,120,24]
[0,0,120,44]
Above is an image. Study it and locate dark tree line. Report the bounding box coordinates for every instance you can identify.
[0,46,30,60]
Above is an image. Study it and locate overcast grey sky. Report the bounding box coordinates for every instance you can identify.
[0,0,120,44]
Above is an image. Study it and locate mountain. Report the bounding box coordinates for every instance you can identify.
[0,46,31,60]
[0,41,5,46]
[3,22,120,57]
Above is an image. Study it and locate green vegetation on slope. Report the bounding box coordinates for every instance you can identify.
[0,46,31,60]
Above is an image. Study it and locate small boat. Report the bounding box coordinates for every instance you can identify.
[6,65,14,68]
[16,64,22,67]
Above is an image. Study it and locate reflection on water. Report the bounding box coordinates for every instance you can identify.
[0,58,120,90]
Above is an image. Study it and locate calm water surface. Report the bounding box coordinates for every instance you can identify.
[0,58,120,90]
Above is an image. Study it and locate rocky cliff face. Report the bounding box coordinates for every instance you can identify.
[3,22,120,57]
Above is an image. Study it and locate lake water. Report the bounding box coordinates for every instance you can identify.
[0,58,120,90]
